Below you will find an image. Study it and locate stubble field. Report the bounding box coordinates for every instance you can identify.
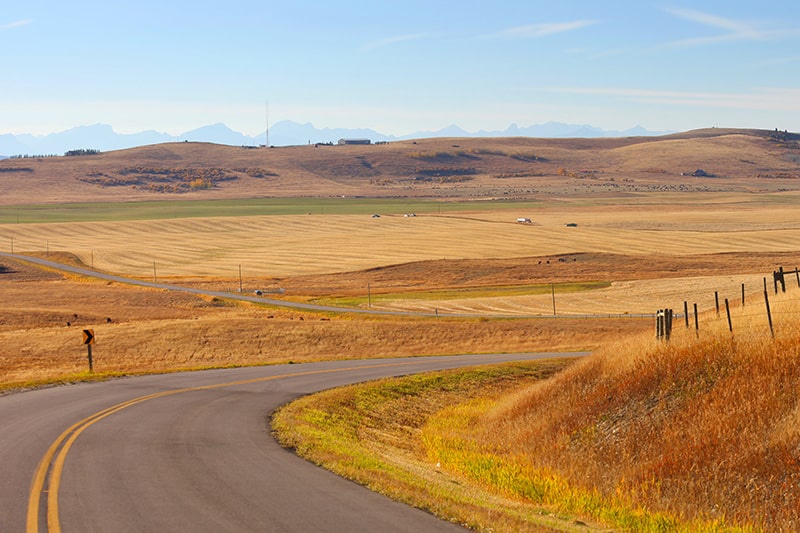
[5,195,800,275]
[2,191,800,389]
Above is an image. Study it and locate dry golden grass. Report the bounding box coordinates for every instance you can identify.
[0,257,646,389]
[451,288,800,530]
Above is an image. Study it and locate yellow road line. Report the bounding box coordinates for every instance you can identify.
[27,361,418,533]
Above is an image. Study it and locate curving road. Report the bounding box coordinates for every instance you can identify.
[0,253,653,319]
[1,353,586,532]
[0,252,411,316]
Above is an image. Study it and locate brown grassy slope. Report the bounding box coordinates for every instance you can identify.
[468,298,800,530]
[266,251,800,296]
[1,129,799,204]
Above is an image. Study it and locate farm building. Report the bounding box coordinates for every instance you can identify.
[338,138,371,145]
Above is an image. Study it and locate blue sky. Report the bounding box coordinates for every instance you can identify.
[2,1,800,136]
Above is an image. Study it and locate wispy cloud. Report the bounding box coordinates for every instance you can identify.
[663,8,791,47]
[753,55,800,68]
[493,20,598,39]
[1,19,32,30]
[667,8,761,36]
[538,86,800,112]
[362,33,427,51]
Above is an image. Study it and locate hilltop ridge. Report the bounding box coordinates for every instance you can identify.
[0,120,673,157]
[0,128,798,205]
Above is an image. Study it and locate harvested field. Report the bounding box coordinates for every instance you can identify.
[372,273,767,316]
[3,195,800,280]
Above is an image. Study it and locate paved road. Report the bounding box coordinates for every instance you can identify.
[1,353,586,532]
[0,252,413,316]
[0,253,652,319]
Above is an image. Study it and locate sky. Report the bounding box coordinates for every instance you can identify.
[2,1,800,137]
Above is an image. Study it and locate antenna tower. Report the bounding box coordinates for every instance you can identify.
[265,100,269,148]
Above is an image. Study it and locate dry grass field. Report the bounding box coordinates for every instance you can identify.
[0,255,644,388]
[444,290,800,530]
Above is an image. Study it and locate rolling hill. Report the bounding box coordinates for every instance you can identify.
[0,128,798,205]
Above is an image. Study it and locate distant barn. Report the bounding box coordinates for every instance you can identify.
[338,138,371,145]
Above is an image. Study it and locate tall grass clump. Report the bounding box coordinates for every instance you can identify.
[425,293,800,530]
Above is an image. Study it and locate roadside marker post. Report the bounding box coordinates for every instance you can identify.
[82,329,95,372]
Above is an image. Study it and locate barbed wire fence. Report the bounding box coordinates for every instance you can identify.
[657,266,800,341]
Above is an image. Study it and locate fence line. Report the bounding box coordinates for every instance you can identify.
[656,266,800,341]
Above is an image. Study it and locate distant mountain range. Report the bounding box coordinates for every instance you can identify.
[0,121,672,157]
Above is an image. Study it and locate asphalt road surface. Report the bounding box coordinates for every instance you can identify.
[0,252,433,316]
[0,253,651,319]
[1,353,585,532]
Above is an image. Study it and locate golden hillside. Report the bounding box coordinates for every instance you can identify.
[1,128,799,205]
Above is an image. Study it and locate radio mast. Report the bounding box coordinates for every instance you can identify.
[265,100,269,148]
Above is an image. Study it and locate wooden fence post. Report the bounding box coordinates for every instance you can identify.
[655,309,663,339]
[764,283,774,338]
[773,268,786,294]
[655,309,673,341]
[741,283,745,306]
[684,301,689,328]
[693,303,699,337]
[715,291,720,316]
[666,308,673,340]
[725,298,732,332]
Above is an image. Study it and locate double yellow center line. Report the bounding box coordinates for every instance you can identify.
[26,361,417,533]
